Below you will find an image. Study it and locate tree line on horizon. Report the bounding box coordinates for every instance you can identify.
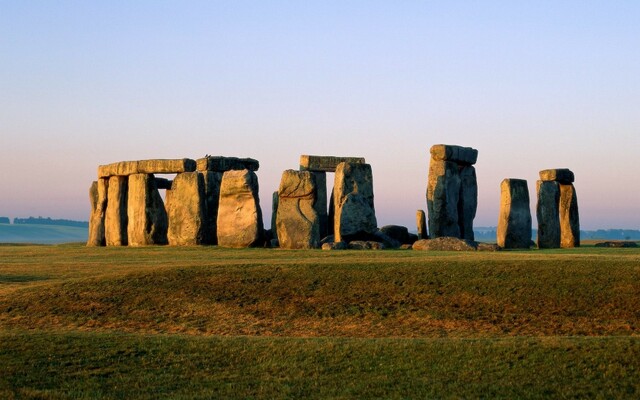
[0,216,88,228]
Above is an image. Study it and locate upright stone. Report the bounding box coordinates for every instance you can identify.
[536,180,561,248]
[217,169,264,248]
[200,171,222,245]
[416,210,427,240]
[276,170,320,249]
[458,165,477,240]
[559,184,580,248]
[271,191,279,241]
[87,179,108,246]
[311,171,328,238]
[333,162,377,242]
[327,187,335,236]
[127,174,168,246]
[426,159,461,238]
[497,179,532,249]
[166,172,206,246]
[105,175,128,246]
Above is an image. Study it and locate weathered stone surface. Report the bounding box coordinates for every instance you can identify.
[477,242,501,252]
[458,165,477,240]
[536,180,561,248]
[595,241,638,248]
[430,144,478,165]
[321,241,348,250]
[127,174,168,246]
[412,237,478,251]
[311,171,328,238]
[400,244,413,250]
[276,170,320,249]
[348,241,385,250]
[416,210,428,239]
[87,179,108,246]
[200,171,222,245]
[166,172,206,246]
[155,178,172,190]
[539,169,574,184]
[300,155,366,172]
[559,184,580,248]
[196,156,259,172]
[271,191,279,242]
[497,179,532,249]
[98,159,196,178]
[327,188,335,236]
[217,170,264,248]
[333,162,377,243]
[426,160,461,238]
[373,231,401,249]
[380,225,413,245]
[104,176,128,246]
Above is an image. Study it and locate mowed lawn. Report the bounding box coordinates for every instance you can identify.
[1,244,639,398]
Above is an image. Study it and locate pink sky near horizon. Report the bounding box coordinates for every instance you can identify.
[1,1,639,230]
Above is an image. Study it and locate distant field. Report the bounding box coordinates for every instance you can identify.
[1,244,639,398]
[0,223,87,244]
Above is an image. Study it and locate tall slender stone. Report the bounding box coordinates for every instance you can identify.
[271,191,279,241]
[497,179,532,249]
[127,174,168,246]
[311,171,328,238]
[105,175,128,246]
[200,171,222,245]
[217,169,264,248]
[276,170,320,249]
[458,165,477,240]
[333,162,377,243]
[87,179,108,246]
[559,184,580,248]
[166,172,206,246]
[426,159,461,238]
[416,210,427,240]
[536,180,561,248]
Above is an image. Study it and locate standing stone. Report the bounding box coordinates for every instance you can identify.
[87,179,108,246]
[105,175,128,246]
[416,210,428,240]
[426,159,461,238]
[458,165,477,240]
[327,187,335,236]
[559,184,580,248]
[497,179,532,249]
[536,180,561,248]
[127,174,168,246]
[217,169,264,248]
[333,162,377,242]
[200,171,222,245]
[276,170,320,249]
[166,172,206,246]
[311,171,328,239]
[271,191,279,242]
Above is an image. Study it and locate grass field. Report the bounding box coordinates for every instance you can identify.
[1,244,639,398]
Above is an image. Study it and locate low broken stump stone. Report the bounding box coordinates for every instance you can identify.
[333,162,378,243]
[105,175,128,246]
[87,179,108,246]
[98,158,196,178]
[416,210,428,239]
[127,174,168,246]
[497,179,532,249]
[379,225,413,245]
[166,172,206,246]
[426,144,478,240]
[412,237,478,251]
[276,170,320,249]
[559,183,580,248]
[536,180,561,248]
[217,169,264,248]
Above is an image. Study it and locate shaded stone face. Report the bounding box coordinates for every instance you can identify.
[105,175,128,246]
[87,179,108,247]
[217,169,264,248]
[200,171,222,245]
[98,158,196,178]
[536,180,561,248]
[333,162,377,242]
[497,179,532,249]
[539,169,574,184]
[196,156,259,172]
[559,183,580,248]
[426,160,461,238]
[458,165,477,241]
[276,170,320,249]
[416,210,428,240]
[310,171,328,239]
[166,172,206,246]
[127,174,168,246]
[271,191,279,242]
[299,155,366,172]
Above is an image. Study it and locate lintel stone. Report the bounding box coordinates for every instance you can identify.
[300,155,365,172]
[430,145,478,165]
[98,159,196,178]
[196,156,259,172]
[539,168,574,184]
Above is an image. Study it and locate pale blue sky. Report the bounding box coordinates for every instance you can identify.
[1,1,639,230]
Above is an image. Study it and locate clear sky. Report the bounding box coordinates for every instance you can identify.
[1,1,639,230]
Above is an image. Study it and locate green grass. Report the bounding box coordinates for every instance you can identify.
[1,244,639,398]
